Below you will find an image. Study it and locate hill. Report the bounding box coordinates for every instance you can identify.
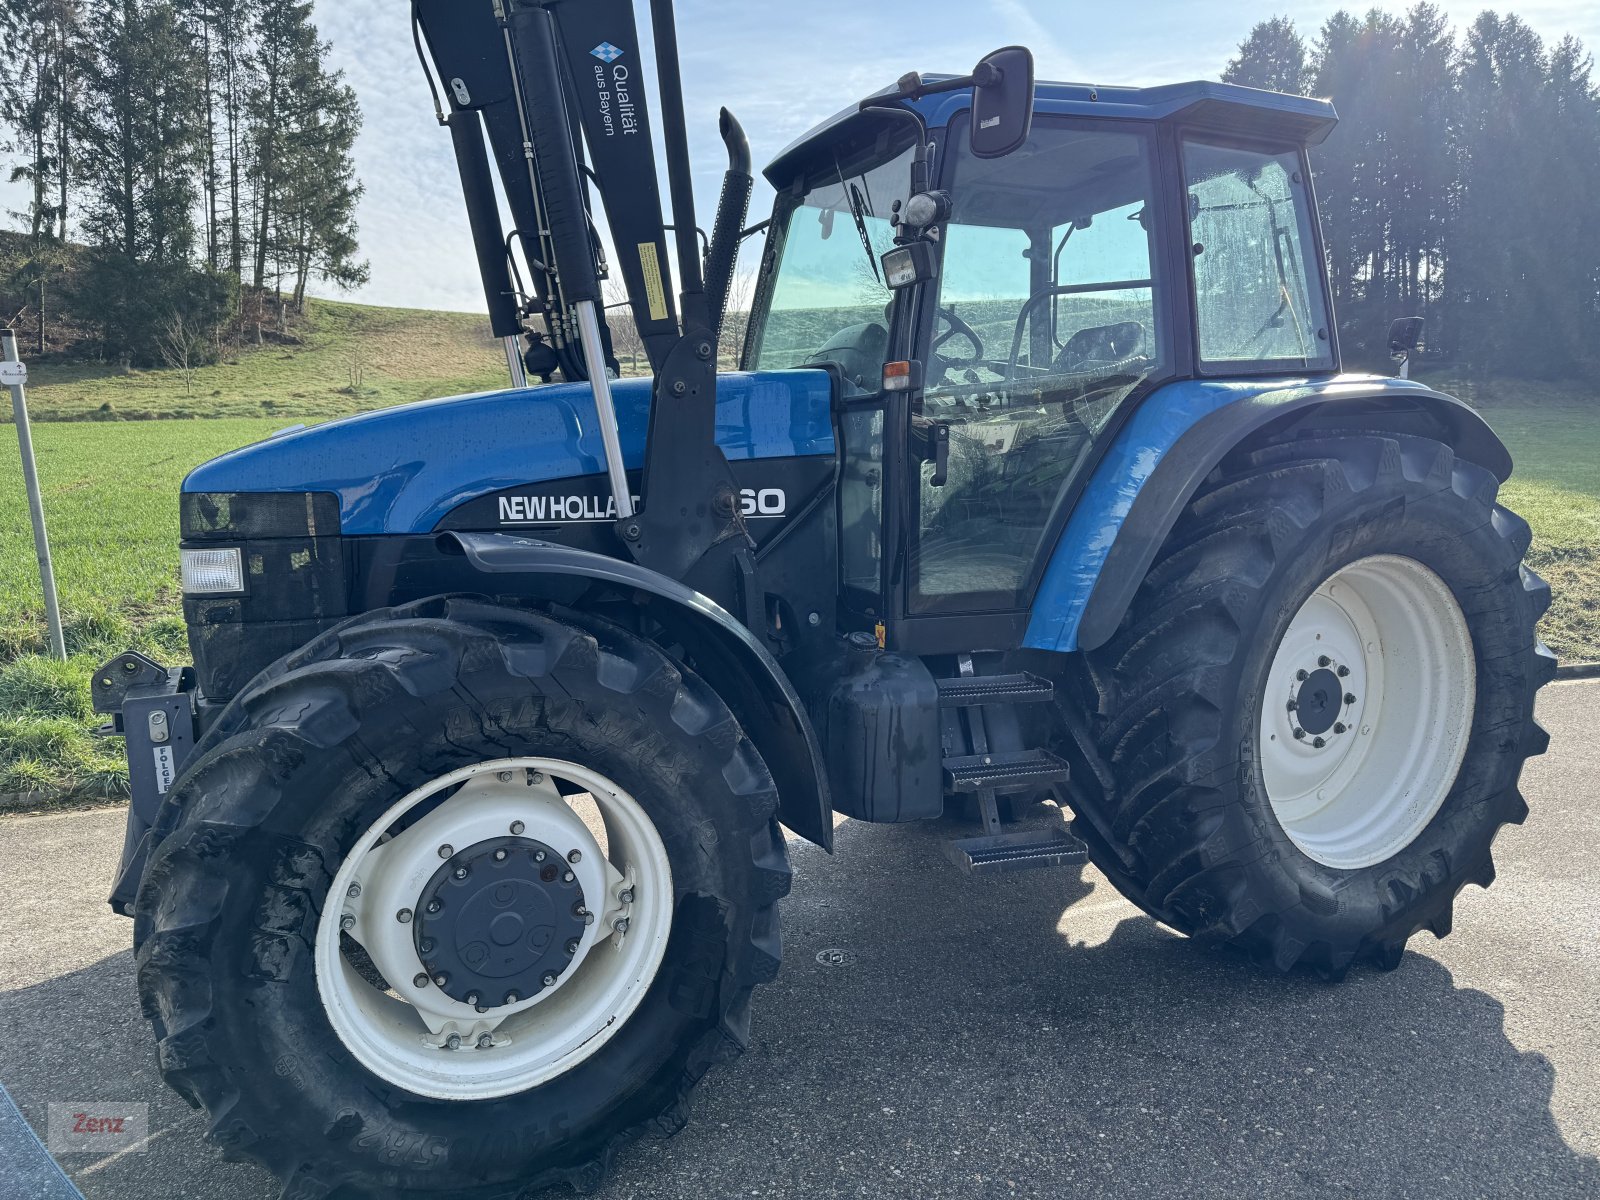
[7,297,511,423]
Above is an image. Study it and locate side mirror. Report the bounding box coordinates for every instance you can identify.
[969,46,1035,159]
[1388,316,1425,357]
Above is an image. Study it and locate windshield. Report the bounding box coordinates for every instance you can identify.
[747,136,917,391]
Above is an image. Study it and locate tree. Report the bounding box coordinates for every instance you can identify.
[1223,16,1311,94]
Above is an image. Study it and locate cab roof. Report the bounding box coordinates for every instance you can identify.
[765,78,1338,187]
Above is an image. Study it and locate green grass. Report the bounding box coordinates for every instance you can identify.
[0,357,1595,802]
[12,298,509,423]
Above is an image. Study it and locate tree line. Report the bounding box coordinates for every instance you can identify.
[0,0,366,364]
[1224,6,1600,380]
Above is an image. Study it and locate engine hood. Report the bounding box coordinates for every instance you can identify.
[183,371,835,536]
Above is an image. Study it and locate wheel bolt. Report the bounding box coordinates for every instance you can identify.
[465,992,479,1007]
[1286,699,1299,712]
[340,913,356,932]
[619,889,634,905]
[413,973,429,989]
[453,866,469,880]
[445,1034,461,1051]
[497,770,514,783]
[433,973,448,987]
[530,772,544,785]
[534,850,547,862]
[397,908,412,924]
[567,849,582,864]
[477,1033,494,1050]
[1344,693,1357,705]
[562,871,575,884]
[542,972,558,987]
[504,991,520,1005]
[346,882,362,899]
[1337,665,1351,677]
[1334,723,1347,735]
[438,844,454,860]
[1318,655,1331,668]
[1296,669,1309,682]
[566,938,581,955]
[427,899,442,914]
[419,938,435,953]
[1293,728,1306,740]
[510,821,526,835]
[613,918,630,935]
[493,849,508,862]
[1312,737,1327,749]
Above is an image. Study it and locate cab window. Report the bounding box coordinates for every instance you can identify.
[1183,140,1333,370]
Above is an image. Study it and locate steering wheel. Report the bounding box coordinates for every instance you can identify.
[932,306,985,371]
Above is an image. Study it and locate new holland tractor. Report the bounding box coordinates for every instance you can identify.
[93,1,1555,1194]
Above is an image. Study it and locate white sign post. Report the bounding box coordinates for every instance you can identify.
[3,329,67,661]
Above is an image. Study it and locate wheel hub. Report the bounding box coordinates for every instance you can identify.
[414,836,588,1010]
[1292,667,1344,736]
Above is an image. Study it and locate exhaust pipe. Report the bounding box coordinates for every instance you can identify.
[703,108,754,356]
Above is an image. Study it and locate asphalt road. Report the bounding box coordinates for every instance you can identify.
[3,680,1598,1200]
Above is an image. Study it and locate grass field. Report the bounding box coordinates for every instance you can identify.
[11,299,509,422]
[0,332,1595,801]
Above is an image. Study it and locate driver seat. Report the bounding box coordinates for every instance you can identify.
[1051,320,1145,374]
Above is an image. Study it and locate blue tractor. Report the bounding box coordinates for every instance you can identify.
[97,2,1554,1195]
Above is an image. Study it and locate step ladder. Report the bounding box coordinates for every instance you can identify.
[939,659,1087,875]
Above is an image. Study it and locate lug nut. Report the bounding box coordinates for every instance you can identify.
[1312,737,1327,749]
[346,882,362,899]
[465,992,479,1007]
[397,908,413,924]
[1286,699,1299,712]
[493,849,508,862]
[1296,669,1309,682]
[530,771,544,785]
[1337,665,1351,677]
[510,821,526,835]
[453,866,469,880]
[566,938,581,955]
[563,871,575,884]
[542,972,558,987]
[433,973,448,987]
[619,889,634,905]
[445,1034,461,1051]
[567,849,582,864]
[427,899,442,914]
[438,844,454,860]
[534,849,547,862]
[613,918,630,935]
[1318,655,1331,668]
[497,770,514,783]
[1344,693,1357,705]
[1293,728,1306,740]
[504,991,520,1005]
[340,913,356,932]
[419,938,435,953]
[1334,723,1347,734]
[477,1033,494,1050]
[413,973,430,989]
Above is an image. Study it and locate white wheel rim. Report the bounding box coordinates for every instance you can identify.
[1259,555,1476,870]
[314,758,673,1100]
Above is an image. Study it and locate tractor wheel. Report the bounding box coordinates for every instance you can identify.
[1079,431,1556,976]
[133,597,789,1197]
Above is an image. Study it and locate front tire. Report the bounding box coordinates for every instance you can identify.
[134,598,789,1197]
[1080,431,1556,975]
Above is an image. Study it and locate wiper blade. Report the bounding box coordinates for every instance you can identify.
[833,154,881,286]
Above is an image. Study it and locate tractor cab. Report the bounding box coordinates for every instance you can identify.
[746,80,1340,652]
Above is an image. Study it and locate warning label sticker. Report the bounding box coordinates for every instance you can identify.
[638,243,668,322]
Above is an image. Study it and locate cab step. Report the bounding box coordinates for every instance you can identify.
[947,826,1091,875]
[943,748,1072,794]
[936,672,1055,707]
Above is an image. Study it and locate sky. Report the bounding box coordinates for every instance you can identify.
[9,2,1599,314]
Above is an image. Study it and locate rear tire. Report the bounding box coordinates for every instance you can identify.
[133,597,789,1197]
[1080,432,1556,976]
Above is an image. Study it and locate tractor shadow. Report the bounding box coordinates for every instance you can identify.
[599,813,1600,1200]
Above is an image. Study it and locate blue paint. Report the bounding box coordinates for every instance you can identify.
[1023,374,1438,653]
[183,370,836,535]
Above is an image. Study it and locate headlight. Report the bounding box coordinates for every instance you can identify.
[181,547,245,595]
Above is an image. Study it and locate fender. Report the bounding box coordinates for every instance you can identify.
[1025,375,1513,655]
[440,531,833,850]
